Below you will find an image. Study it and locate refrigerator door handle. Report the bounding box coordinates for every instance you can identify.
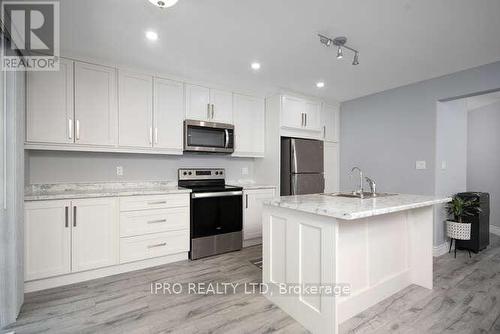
[291,139,298,174]
[291,175,297,195]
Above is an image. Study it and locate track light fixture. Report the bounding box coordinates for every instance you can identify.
[318,34,360,65]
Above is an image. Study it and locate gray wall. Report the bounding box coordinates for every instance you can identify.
[340,61,500,246]
[467,101,500,227]
[26,151,255,185]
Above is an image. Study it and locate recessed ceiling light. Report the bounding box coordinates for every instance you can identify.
[145,31,158,41]
[251,62,261,70]
[316,82,325,88]
[148,0,179,8]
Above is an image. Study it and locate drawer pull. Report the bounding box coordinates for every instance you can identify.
[147,219,167,224]
[148,242,167,249]
[148,201,167,205]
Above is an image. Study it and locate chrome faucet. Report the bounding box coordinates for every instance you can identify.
[350,167,364,196]
[365,177,377,196]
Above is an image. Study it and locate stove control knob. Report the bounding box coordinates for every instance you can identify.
[215,171,219,175]
[188,171,192,175]
[183,172,187,175]
[220,171,223,175]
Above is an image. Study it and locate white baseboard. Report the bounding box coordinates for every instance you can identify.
[433,241,450,257]
[490,225,500,236]
[243,237,262,248]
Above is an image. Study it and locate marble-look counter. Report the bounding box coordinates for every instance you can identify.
[25,181,191,201]
[226,181,276,190]
[264,193,451,220]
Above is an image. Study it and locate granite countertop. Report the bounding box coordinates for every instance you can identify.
[264,193,451,220]
[226,181,277,190]
[25,181,191,201]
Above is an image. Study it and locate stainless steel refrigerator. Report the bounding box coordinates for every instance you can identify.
[281,137,324,195]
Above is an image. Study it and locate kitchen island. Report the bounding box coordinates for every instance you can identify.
[262,193,450,334]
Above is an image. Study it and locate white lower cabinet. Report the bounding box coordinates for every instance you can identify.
[24,193,190,285]
[71,198,119,272]
[24,198,118,281]
[243,188,276,242]
[24,200,72,281]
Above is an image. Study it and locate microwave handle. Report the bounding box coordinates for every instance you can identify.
[224,129,229,148]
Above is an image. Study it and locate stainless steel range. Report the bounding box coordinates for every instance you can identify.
[178,168,243,260]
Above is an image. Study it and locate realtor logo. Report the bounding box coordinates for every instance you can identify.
[1,1,60,71]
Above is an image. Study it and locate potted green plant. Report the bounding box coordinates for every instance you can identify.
[446,195,481,257]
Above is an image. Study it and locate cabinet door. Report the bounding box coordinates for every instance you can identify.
[118,71,153,148]
[244,189,275,240]
[324,142,339,193]
[321,104,339,142]
[233,94,265,157]
[304,101,321,131]
[153,78,184,152]
[26,58,74,144]
[74,62,117,146]
[210,89,233,123]
[24,200,71,280]
[71,198,118,272]
[281,95,305,129]
[185,84,210,121]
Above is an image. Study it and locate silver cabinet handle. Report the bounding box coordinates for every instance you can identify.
[301,113,305,127]
[68,119,73,140]
[211,104,215,119]
[192,191,243,199]
[148,219,167,224]
[207,104,211,119]
[75,120,80,140]
[148,200,167,205]
[245,194,248,209]
[305,114,307,127]
[323,125,326,138]
[149,127,153,144]
[65,206,69,228]
[154,127,158,144]
[148,242,167,249]
[73,206,77,227]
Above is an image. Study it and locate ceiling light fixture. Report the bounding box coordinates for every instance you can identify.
[316,81,325,88]
[145,30,159,41]
[148,0,179,8]
[318,34,360,66]
[251,62,261,70]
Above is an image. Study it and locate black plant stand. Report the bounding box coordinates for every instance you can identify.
[449,238,472,258]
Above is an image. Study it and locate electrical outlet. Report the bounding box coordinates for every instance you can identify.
[116,166,124,176]
[242,167,249,176]
[415,161,427,170]
[441,160,447,170]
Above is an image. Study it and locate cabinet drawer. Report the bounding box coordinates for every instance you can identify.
[120,230,189,263]
[119,194,189,212]
[120,207,189,237]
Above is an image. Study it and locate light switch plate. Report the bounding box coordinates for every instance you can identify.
[441,160,447,170]
[416,161,427,170]
[116,166,124,176]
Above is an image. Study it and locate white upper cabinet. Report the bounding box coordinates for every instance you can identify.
[26,58,74,144]
[210,89,233,123]
[185,84,210,121]
[304,101,321,131]
[233,94,265,157]
[185,84,233,123]
[74,62,118,146]
[321,104,339,142]
[281,95,305,129]
[71,198,118,272]
[118,71,153,148]
[153,78,184,153]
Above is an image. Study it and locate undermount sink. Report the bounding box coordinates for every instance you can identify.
[323,192,398,199]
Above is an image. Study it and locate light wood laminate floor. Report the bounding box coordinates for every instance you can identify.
[4,235,500,334]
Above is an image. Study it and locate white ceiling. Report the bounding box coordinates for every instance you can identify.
[466,91,500,111]
[59,0,500,102]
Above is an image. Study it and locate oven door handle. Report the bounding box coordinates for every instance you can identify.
[192,191,242,199]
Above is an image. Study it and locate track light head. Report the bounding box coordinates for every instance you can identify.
[318,34,333,47]
[336,47,343,59]
[352,52,359,65]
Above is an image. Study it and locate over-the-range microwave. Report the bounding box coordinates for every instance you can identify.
[184,120,234,153]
